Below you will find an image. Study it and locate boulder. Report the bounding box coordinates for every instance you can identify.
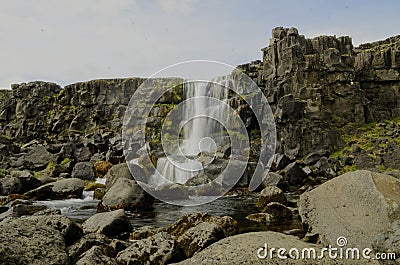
[176,222,225,258]
[173,231,378,264]
[298,170,400,248]
[116,232,179,265]
[105,163,133,191]
[0,216,71,265]
[72,162,95,180]
[16,144,56,170]
[82,209,132,238]
[154,183,189,200]
[24,178,84,200]
[257,186,287,209]
[130,226,163,240]
[246,213,275,223]
[165,212,238,238]
[372,221,400,264]
[68,233,111,263]
[282,162,307,186]
[76,246,117,265]
[262,202,293,221]
[97,178,154,212]
[10,170,41,192]
[0,176,22,195]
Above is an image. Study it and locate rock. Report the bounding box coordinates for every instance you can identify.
[165,212,238,238]
[0,216,70,265]
[82,209,132,238]
[173,231,378,264]
[32,208,62,216]
[68,233,111,263]
[72,162,95,180]
[261,172,284,188]
[104,163,134,191]
[282,162,307,186]
[0,176,22,195]
[10,170,41,192]
[84,182,105,191]
[24,178,84,200]
[372,221,400,263]
[298,170,400,248]
[257,186,287,209]
[176,222,226,258]
[262,202,293,221]
[76,246,117,265]
[12,204,48,216]
[246,213,275,223]
[97,178,154,212]
[270,153,291,171]
[16,144,56,170]
[93,160,113,177]
[303,150,327,165]
[130,226,163,240]
[116,232,179,265]
[94,187,106,200]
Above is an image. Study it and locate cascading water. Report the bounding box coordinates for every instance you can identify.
[149,77,231,186]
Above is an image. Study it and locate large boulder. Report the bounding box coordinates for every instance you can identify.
[177,231,379,265]
[0,216,71,265]
[298,170,400,248]
[116,232,179,265]
[82,209,132,238]
[105,163,133,191]
[24,178,84,200]
[15,144,56,170]
[97,178,154,212]
[173,231,378,265]
[72,162,95,180]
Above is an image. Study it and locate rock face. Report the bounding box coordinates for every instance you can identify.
[298,170,400,248]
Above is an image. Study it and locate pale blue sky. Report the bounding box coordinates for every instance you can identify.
[0,0,399,88]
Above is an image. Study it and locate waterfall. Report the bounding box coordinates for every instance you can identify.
[150,77,231,186]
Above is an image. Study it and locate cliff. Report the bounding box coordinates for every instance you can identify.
[0,27,399,177]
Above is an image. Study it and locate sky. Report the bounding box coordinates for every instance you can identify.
[0,0,399,88]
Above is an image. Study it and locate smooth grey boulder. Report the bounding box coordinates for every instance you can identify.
[104,163,133,191]
[82,209,132,238]
[173,231,379,265]
[24,178,84,200]
[298,170,400,248]
[97,178,154,212]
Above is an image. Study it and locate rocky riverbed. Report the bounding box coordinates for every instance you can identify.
[0,26,400,264]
